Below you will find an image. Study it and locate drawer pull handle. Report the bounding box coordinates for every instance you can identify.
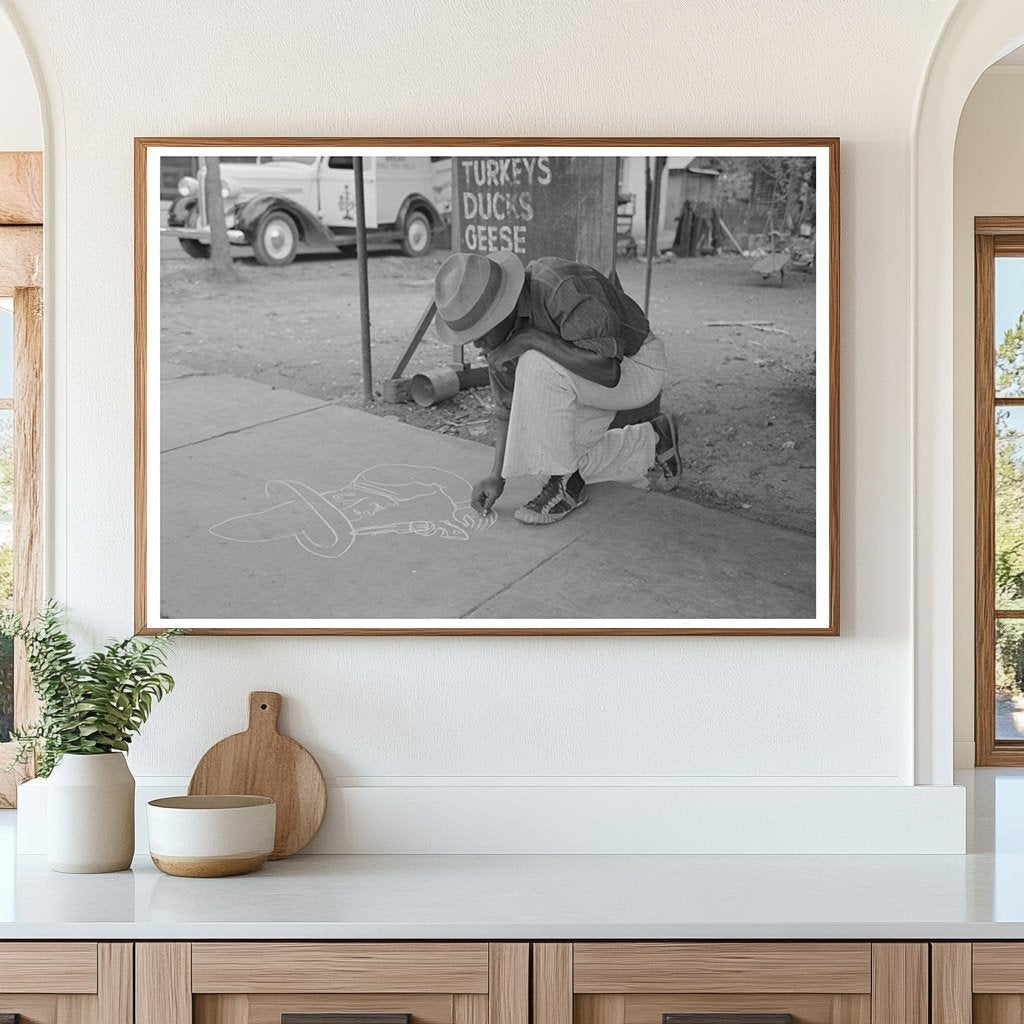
[664,1016,795,1024]
[283,1015,411,1024]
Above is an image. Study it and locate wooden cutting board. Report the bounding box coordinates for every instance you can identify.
[188,691,326,859]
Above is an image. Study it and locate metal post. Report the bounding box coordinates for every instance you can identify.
[353,156,373,404]
[197,160,208,227]
[643,155,665,317]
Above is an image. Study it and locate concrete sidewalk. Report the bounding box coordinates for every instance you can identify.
[159,366,816,621]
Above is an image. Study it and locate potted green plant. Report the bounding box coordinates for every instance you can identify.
[2,603,178,873]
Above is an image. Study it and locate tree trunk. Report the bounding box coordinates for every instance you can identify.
[202,156,238,281]
[782,160,804,234]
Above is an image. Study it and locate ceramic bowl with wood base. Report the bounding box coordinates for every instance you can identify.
[147,795,276,877]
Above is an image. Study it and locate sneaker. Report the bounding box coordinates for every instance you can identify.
[650,413,681,490]
[514,471,588,524]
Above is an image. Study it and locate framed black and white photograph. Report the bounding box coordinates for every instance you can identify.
[135,138,839,635]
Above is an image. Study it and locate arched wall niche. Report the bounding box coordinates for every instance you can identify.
[914,1,1024,784]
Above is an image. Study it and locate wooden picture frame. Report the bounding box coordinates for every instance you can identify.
[135,137,839,636]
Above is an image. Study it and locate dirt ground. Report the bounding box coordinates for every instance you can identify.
[160,237,816,534]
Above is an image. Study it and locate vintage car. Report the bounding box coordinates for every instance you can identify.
[164,155,451,265]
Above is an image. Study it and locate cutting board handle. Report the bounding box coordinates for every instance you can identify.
[248,691,282,734]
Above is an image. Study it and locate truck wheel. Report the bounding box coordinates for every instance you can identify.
[252,211,298,266]
[179,238,210,259]
[401,210,432,256]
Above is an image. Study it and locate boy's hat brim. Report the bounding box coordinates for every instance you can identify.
[434,251,525,344]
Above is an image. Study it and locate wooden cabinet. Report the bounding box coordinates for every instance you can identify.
[532,944,928,1024]
[932,943,1024,1024]
[0,942,132,1024]
[0,937,958,1024]
[136,944,528,1024]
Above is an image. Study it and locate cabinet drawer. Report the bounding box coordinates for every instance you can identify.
[533,944,925,1024]
[0,942,98,993]
[139,942,528,1024]
[973,944,1024,992]
[572,944,872,994]
[191,943,490,994]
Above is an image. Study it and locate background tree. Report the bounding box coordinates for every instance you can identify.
[202,156,238,282]
[715,156,816,239]
[997,309,1024,394]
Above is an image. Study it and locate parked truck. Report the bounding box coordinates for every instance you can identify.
[164,154,451,265]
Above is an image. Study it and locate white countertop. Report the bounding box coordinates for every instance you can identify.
[2,849,1024,940]
[2,769,1023,941]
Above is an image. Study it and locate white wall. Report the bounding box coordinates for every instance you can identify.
[952,65,1024,767]
[0,8,39,151]
[0,0,974,852]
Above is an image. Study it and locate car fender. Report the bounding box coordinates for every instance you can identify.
[396,194,441,232]
[236,195,334,245]
[167,195,198,228]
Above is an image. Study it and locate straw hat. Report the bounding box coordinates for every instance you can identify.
[433,251,525,344]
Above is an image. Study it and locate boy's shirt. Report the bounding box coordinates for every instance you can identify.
[486,257,650,419]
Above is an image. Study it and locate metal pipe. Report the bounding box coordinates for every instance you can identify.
[643,156,665,317]
[353,156,373,404]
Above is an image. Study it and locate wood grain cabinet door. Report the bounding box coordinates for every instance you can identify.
[137,943,528,1024]
[940,942,1024,1024]
[533,944,928,1024]
[0,943,131,1024]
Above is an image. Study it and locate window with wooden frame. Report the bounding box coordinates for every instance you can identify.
[975,217,1024,764]
[0,151,43,806]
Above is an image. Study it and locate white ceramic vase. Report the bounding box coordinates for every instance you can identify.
[46,752,135,873]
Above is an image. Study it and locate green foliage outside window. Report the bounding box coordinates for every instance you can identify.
[997,310,1024,396]
[996,311,1024,694]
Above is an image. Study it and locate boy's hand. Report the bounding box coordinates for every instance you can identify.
[471,475,505,514]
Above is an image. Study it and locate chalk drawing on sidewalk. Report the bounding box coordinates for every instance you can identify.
[209,463,496,559]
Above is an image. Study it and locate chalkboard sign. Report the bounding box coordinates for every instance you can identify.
[451,156,619,275]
